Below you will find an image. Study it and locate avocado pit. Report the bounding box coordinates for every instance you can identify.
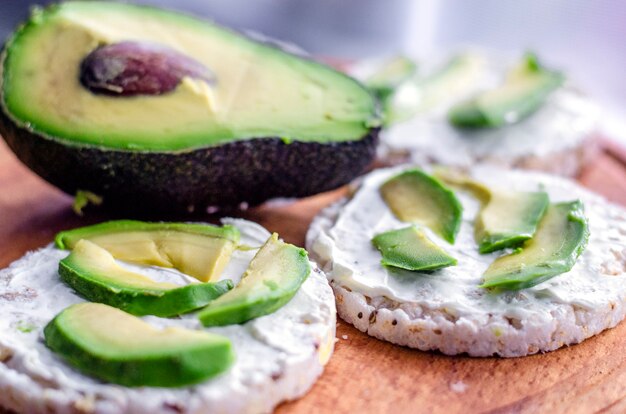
[79,41,215,96]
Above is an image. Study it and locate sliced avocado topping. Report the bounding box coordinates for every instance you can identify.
[476,191,549,253]
[384,53,485,124]
[481,201,589,290]
[55,220,239,282]
[2,2,375,150]
[365,56,417,100]
[435,169,550,253]
[44,303,234,387]
[199,233,310,326]
[380,169,463,244]
[372,226,457,271]
[59,240,233,317]
[433,167,491,203]
[449,52,564,128]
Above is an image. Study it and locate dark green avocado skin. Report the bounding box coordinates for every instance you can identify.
[0,108,379,213]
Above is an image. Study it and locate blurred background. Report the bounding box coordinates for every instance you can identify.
[2,0,625,142]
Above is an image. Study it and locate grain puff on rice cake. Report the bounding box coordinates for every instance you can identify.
[351,51,600,177]
[307,166,626,357]
[0,218,335,414]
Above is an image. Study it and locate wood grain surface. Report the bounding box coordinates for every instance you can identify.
[1,139,625,414]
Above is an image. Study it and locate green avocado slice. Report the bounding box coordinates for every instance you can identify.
[199,233,310,326]
[384,53,485,124]
[44,303,234,387]
[380,169,463,244]
[449,53,564,128]
[476,191,549,253]
[481,201,589,290]
[434,169,550,253]
[55,220,239,282]
[365,56,418,100]
[372,226,457,271]
[59,240,233,317]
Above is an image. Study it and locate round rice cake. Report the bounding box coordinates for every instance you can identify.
[0,218,335,414]
[351,51,600,177]
[307,166,626,357]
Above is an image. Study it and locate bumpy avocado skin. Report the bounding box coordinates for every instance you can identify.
[0,107,379,212]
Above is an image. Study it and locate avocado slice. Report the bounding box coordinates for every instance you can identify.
[449,53,564,127]
[365,56,418,100]
[56,220,239,282]
[0,2,378,212]
[372,226,457,271]
[59,240,233,317]
[44,303,234,387]
[384,53,485,124]
[434,169,550,253]
[380,169,463,244]
[476,191,549,254]
[199,233,310,326]
[481,201,589,290]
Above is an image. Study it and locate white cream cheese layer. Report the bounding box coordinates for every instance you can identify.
[0,219,335,414]
[310,166,626,322]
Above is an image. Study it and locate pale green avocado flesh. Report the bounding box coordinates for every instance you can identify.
[199,233,310,326]
[449,53,564,127]
[372,226,457,271]
[365,55,417,100]
[2,1,376,151]
[55,220,240,282]
[59,240,233,317]
[44,303,234,387]
[380,169,463,244]
[475,190,549,253]
[383,53,485,124]
[481,201,589,290]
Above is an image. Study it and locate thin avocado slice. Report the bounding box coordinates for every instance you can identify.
[481,201,589,290]
[365,56,417,100]
[59,240,233,317]
[380,169,463,244]
[449,53,564,127]
[44,303,234,387]
[372,226,457,271]
[0,1,378,212]
[435,169,550,253]
[476,191,549,253]
[55,220,240,282]
[199,233,310,326]
[384,53,485,124]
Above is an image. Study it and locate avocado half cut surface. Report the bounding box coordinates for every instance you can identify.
[56,220,239,282]
[380,169,463,244]
[481,200,589,290]
[44,302,234,387]
[59,240,233,317]
[199,233,310,326]
[448,53,564,128]
[372,226,457,271]
[0,2,379,212]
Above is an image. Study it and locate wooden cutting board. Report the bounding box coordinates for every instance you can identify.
[1,138,625,414]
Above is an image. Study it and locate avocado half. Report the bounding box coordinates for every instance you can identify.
[0,2,379,213]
